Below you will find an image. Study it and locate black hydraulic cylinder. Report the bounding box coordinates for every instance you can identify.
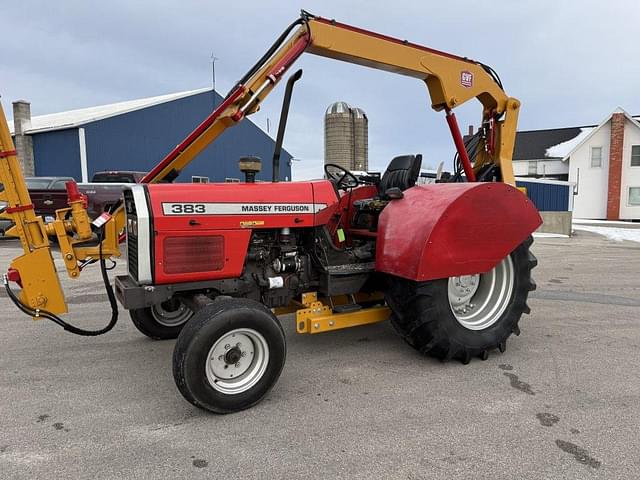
[272,69,303,182]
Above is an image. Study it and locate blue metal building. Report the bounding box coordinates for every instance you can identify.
[516,178,573,212]
[11,88,292,182]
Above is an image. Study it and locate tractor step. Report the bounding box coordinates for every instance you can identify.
[333,303,362,313]
[321,262,375,296]
[325,262,375,275]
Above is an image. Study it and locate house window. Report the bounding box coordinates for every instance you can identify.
[590,147,602,168]
[632,145,640,167]
[629,187,640,206]
[191,176,209,183]
[528,161,537,175]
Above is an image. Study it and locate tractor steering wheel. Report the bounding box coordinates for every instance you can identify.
[324,164,359,190]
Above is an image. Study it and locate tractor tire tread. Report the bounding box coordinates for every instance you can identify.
[385,237,537,363]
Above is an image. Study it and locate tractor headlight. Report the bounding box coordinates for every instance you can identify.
[127,218,138,237]
[0,201,7,214]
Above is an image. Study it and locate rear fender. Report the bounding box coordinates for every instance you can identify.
[375,182,542,281]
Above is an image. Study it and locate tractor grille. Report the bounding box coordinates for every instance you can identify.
[124,190,139,282]
[127,237,139,282]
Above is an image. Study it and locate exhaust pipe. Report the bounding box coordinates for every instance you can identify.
[272,69,303,182]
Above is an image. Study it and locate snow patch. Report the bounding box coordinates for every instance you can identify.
[545,128,594,159]
[573,218,639,227]
[533,232,569,238]
[574,225,640,243]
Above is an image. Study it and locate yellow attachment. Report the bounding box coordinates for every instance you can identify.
[11,248,67,315]
[0,102,122,313]
[294,292,390,334]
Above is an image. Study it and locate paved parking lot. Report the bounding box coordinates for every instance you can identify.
[0,231,639,479]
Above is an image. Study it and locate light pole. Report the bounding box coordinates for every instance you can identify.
[211,53,219,107]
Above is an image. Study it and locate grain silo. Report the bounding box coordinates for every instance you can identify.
[324,102,369,172]
[351,107,368,172]
[324,101,354,170]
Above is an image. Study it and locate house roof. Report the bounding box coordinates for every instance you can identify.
[556,109,640,162]
[513,126,589,160]
[512,112,640,161]
[9,88,212,135]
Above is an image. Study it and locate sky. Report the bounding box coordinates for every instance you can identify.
[3,0,639,180]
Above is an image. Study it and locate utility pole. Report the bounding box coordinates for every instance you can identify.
[211,53,219,107]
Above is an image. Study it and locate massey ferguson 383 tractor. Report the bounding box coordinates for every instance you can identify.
[0,11,541,413]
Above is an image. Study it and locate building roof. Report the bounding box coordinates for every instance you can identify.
[512,112,640,161]
[513,126,593,160]
[556,108,640,162]
[9,88,211,135]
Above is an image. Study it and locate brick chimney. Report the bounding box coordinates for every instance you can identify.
[606,112,625,220]
[12,100,35,176]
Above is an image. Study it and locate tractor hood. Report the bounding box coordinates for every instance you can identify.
[146,180,338,231]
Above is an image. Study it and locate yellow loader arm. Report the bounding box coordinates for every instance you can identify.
[1,10,520,316]
[0,102,123,314]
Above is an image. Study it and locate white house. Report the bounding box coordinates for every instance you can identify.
[507,108,640,220]
[563,109,640,220]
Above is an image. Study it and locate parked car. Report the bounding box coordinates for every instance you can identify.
[28,172,146,221]
[91,171,146,183]
[25,176,75,190]
[26,177,76,221]
[1,172,146,236]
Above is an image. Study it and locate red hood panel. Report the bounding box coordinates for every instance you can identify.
[147,180,338,231]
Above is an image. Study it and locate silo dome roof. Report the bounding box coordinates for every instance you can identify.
[326,101,351,115]
[351,107,367,119]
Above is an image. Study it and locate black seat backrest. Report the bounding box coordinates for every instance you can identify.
[378,154,422,195]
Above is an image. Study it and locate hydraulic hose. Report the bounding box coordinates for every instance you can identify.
[226,14,308,97]
[3,233,119,336]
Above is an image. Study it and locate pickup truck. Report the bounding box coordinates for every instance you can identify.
[1,177,75,235]
[1,172,147,235]
[28,171,145,221]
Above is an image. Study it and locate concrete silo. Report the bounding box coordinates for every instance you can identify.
[324,102,368,171]
[351,107,368,172]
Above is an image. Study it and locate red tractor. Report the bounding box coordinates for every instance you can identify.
[1,12,541,413]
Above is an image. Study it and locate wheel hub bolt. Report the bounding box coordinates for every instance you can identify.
[224,347,242,365]
[224,344,230,350]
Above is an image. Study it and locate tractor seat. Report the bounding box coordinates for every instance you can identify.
[377,154,422,197]
[351,154,422,232]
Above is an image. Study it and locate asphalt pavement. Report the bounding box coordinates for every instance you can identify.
[0,231,639,479]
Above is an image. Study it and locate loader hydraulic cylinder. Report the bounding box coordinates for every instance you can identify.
[445,108,476,182]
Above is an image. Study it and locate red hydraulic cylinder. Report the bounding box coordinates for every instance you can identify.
[445,108,476,182]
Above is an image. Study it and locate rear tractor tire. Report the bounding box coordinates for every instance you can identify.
[130,298,193,340]
[172,298,286,414]
[385,237,537,364]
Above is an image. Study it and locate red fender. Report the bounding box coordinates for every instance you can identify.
[375,182,542,281]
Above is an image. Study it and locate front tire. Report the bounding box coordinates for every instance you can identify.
[172,298,286,414]
[386,237,537,363]
[130,298,193,340]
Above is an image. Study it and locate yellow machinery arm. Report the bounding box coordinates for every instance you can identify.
[0,11,521,315]
[143,12,519,186]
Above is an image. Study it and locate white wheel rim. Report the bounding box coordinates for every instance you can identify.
[151,300,192,327]
[448,256,515,331]
[205,328,269,395]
